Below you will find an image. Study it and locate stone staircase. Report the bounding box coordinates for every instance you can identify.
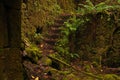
[41,14,72,55]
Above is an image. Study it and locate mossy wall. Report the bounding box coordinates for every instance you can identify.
[76,12,120,67]
[21,0,75,43]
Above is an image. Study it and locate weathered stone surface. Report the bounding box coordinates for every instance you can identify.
[0,3,8,48]
[0,49,5,80]
[7,9,21,48]
[0,1,21,48]
[0,48,24,80]
[0,0,25,80]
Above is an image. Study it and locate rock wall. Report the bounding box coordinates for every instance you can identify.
[76,13,120,67]
[0,0,25,80]
[21,0,75,43]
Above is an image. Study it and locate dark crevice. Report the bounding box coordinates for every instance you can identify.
[50,61,61,70]
[3,3,11,48]
[36,27,43,34]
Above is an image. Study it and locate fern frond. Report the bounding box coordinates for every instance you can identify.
[95,2,106,8]
[86,0,94,7]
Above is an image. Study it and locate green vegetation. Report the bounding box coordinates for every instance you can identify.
[22,38,42,63]
[77,0,120,15]
[52,1,120,79]
[22,0,120,80]
[55,0,120,65]
[25,44,42,63]
[103,74,120,80]
[55,15,88,60]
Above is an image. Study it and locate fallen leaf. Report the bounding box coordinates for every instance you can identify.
[40,44,43,47]
[35,77,39,80]
[31,75,35,79]
[49,50,54,53]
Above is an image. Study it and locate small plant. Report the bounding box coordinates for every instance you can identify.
[33,33,43,45]
[55,15,90,60]
[25,44,42,63]
[22,38,42,63]
[77,0,120,15]
[103,74,120,80]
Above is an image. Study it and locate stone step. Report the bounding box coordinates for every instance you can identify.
[60,13,73,19]
[54,18,65,24]
[46,33,61,39]
[43,38,58,42]
[52,23,64,28]
[50,28,61,33]
[42,44,54,50]
[50,27,62,33]
[46,32,61,37]
[41,13,72,55]
[42,49,55,54]
[51,27,62,31]
[43,38,58,45]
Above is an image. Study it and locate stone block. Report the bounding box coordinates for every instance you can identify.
[0,48,6,80]
[0,3,8,48]
[7,9,21,48]
[0,48,24,80]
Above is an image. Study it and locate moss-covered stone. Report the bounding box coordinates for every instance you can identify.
[103,74,120,80]
[25,44,42,63]
[41,56,52,66]
[63,73,80,80]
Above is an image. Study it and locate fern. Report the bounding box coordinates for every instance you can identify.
[78,0,120,15]
[55,15,89,60]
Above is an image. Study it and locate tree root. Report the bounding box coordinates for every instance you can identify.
[47,55,103,80]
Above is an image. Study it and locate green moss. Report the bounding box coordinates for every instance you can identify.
[63,74,80,80]
[103,74,120,80]
[57,0,75,12]
[49,53,66,69]
[41,56,52,66]
[25,44,42,63]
